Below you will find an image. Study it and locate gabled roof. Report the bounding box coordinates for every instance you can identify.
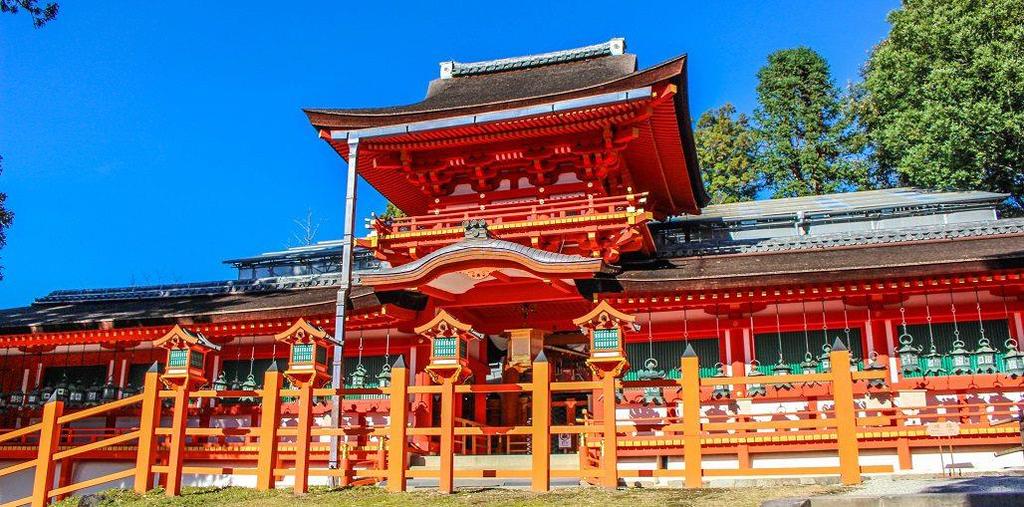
[304,39,645,129]
[305,39,709,215]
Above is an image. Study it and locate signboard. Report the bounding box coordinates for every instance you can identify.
[558,434,572,449]
[926,421,961,437]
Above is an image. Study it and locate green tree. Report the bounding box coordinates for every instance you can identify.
[381,201,406,219]
[861,0,1024,208]
[754,47,866,198]
[695,103,760,204]
[1,0,58,26]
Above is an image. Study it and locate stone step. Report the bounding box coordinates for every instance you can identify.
[411,453,581,470]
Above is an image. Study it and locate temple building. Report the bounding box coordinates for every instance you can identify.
[1,39,1023,502]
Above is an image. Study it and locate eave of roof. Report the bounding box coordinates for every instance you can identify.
[304,54,687,131]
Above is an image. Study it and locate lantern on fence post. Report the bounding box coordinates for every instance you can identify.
[274,318,339,387]
[154,325,221,390]
[573,301,637,380]
[415,310,481,384]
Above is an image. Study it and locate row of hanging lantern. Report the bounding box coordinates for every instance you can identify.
[896,289,1024,378]
[0,342,143,410]
[210,325,397,404]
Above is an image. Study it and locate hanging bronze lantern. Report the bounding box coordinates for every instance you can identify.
[349,363,368,389]
[85,381,103,405]
[53,372,69,402]
[240,373,258,403]
[746,361,767,398]
[800,351,819,374]
[376,362,392,388]
[896,332,922,376]
[9,386,24,406]
[101,377,119,402]
[949,337,972,375]
[864,351,886,389]
[27,387,41,407]
[1003,339,1024,378]
[212,370,229,392]
[711,362,730,399]
[771,356,794,391]
[922,343,946,377]
[974,337,998,375]
[818,342,833,373]
[68,378,85,406]
[637,357,666,406]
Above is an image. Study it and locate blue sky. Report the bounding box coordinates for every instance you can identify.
[0,1,899,307]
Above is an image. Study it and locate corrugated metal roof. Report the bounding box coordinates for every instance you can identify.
[671,188,1007,223]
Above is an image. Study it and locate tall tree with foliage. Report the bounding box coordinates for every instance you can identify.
[861,0,1024,209]
[754,47,866,198]
[1,0,57,26]
[695,103,760,204]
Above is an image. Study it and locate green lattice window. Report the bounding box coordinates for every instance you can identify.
[623,339,721,379]
[315,345,327,365]
[189,351,204,369]
[754,330,864,374]
[433,337,458,357]
[168,349,188,368]
[899,319,1012,378]
[593,329,620,351]
[292,343,313,363]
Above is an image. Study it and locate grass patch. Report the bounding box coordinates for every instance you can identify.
[53,484,842,507]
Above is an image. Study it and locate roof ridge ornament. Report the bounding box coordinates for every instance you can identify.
[440,38,626,79]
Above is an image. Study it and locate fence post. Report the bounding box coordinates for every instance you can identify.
[256,364,283,491]
[438,376,456,494]
[681,344,703,488]
[600,372,618,488]
[830,338,861,485]
[293,380,314,494]
[531,351,551,492]
[164,384,191,496]
[31,395,63,507]
[134,364,162,493]
[386,357,409,492]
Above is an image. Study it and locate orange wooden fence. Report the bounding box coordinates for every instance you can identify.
[4,344,1023,505]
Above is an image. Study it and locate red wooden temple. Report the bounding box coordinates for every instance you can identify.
[1,39,1023,502]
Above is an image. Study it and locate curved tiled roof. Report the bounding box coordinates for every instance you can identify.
[359,238,611,289]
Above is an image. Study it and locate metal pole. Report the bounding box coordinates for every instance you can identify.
[329,138,360,478]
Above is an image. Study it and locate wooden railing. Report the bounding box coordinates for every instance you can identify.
[375,193,648,236]
[4,345,1022,503]
[0,372,153,507]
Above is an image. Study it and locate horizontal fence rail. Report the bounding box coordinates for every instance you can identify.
[3,344,1023,505]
